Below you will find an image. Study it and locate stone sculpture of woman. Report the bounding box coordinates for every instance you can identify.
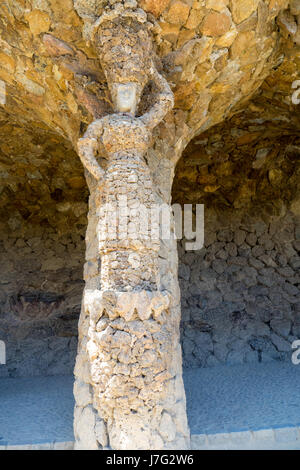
[74,2,190,450]
[77,3,174,292]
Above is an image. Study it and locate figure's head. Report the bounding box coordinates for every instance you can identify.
[110,82,143,115]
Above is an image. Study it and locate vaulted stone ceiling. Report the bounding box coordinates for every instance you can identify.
[173,49,300,213]
[0,0,299,231]
[173,90,300,216]
[0,0,299,142]
[0,111,87,235]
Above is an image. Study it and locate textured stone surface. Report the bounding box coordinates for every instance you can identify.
[0,376,74,445]
[0,224,84,378]
[73,2,189,450]
[0,119,87,377]
[178,209,300,368]
[1,367,300,450]
[200,11,232,37]
[0,0,298,146]
[174,103,300,368]
[230,0,260,24]
[185,362,300,435]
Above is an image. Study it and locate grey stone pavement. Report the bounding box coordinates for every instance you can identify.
[0,375,74,449]
[1,362,300,449]
[185,362,300,450]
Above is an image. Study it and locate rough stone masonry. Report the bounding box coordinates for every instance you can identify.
[73,2,189,450]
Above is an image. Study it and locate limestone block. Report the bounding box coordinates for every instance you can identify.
[230,0,259,24]
[25,9,51,35]
[140,0,170,17]
[207,0,230,12]
[166,2,190,25]
[200,11,232,36]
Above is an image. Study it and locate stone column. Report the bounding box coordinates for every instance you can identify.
[73,2,190,450]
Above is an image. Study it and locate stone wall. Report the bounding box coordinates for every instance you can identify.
[2,205,299,377]
[0,112,88,378]
[0,224,85,377]
[1,57,299,380]
[179,208,300,368]
[174,99,300,370]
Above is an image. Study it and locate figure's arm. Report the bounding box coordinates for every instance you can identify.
[140,67,174,131]
[77,119,105,181]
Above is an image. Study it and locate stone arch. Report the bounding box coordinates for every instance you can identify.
[0,114,88,377]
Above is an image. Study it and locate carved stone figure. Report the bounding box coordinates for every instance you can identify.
[74,1,190,450]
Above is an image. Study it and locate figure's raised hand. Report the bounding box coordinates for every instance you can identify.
[139,65,174,131]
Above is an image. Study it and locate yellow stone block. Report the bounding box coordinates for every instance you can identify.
[209,82,230,93]
[200,11,232,36]
[166,1,191,25]
[140,0,170,17]
[185,9,205,29]
[215,28,238,47]
[25,9,51,36]
[0,52,15,73]
[206,0,229,12]
[230,0,259,24]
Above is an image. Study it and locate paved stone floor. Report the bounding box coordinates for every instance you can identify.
[0,375,74,449]
[184,362,300,450]
[1,362,300,449]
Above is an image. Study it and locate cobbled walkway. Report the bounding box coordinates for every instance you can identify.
[1,362,300,450]
[185,362,300,449]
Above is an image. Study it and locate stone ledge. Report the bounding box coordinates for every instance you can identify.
[0,441,74,451]
[191,427,300,450]
[2,429,300,450]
